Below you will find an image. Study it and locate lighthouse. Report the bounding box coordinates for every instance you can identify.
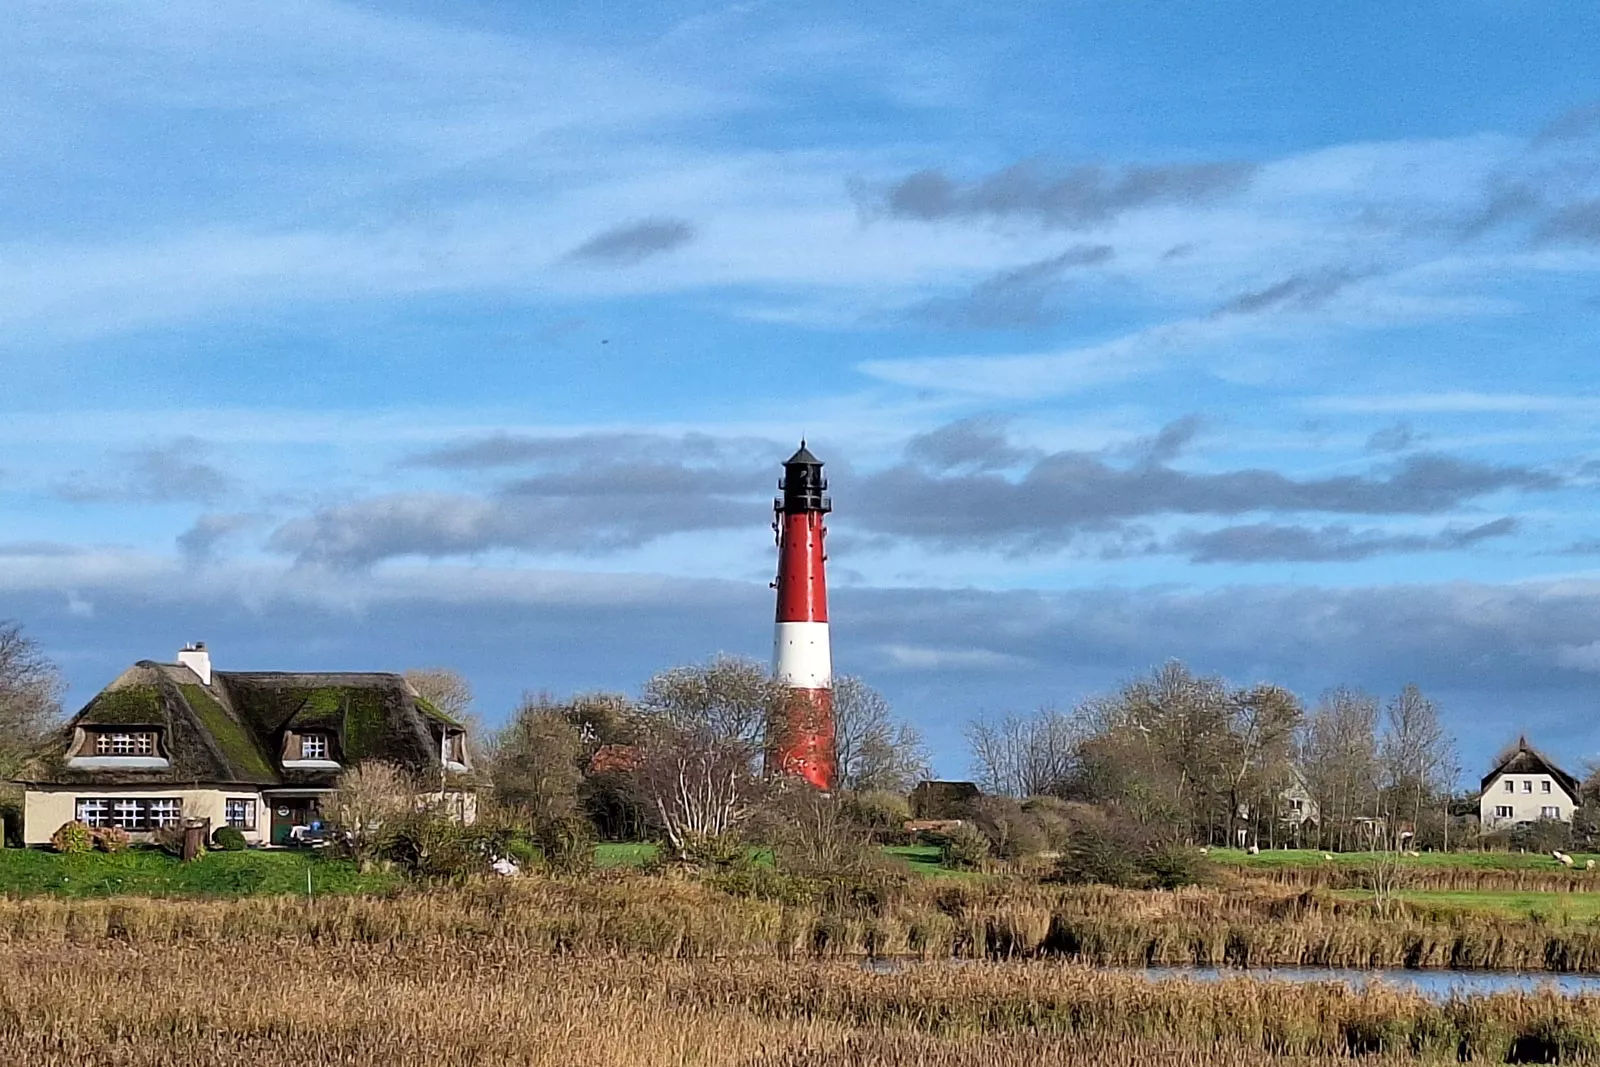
[770,442,836,789]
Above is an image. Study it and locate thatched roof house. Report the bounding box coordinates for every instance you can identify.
[16,643,476,846]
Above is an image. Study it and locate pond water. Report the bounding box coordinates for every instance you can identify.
[862,960,1600,999]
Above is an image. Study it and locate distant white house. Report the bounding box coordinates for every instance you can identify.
[1479,737,1581,830]
[1281,767,1319,829]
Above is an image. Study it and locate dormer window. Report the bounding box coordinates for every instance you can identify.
[68,728,169,769]
[441,729,468,771]
[96,732,156,757]
[281,730,339,768]
[301,734,329,760]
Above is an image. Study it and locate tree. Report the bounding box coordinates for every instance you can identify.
[403,667,482,740]
[491,693,585,825]
[329,761,415,861]
[639,654,780,751]
[1298,688,1380,851]
[965,706,1082,798]
[633,656,780,859]
[1220,684,1303,848]
[0,621,64,777]
[1378,685,1457,849]
[831,675,931,794]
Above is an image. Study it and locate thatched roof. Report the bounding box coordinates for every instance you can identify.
[17,661,470,790]
[1480,736,1580,804]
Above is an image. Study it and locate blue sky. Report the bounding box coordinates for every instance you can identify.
[5,1,1600,778]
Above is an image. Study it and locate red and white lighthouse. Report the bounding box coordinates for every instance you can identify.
[769,442,835,790]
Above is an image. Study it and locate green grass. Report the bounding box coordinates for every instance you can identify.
[0,847,400,898]
[1209,847,1600,870]
[594,842,660,868]
[1334,887,1600,921]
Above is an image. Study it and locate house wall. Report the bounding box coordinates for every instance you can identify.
[24,787,269,846]
[1479,772,1572,829]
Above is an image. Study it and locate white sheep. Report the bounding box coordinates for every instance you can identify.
[1555,851,1575,868]
[1198,846,1209,855]
[1322,853,1334,861]
[1246,844,1260,856]
[1587,859,1596,871]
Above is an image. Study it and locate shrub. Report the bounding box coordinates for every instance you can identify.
[1019,795,1080,851]
[211,826,247,851]
[1049,810,1212,889]
[50,820,94,855]
[530,815,595,875]
[969,796,1047,862]
[839,790,911,839]
[378,811,486,882]
[936,823,990,870]
[92,826,131,853]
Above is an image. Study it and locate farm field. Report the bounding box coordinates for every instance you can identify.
[1211,848,1600,871]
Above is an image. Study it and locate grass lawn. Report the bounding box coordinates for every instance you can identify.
[0,847,400,898]
[1333,887,1600,921]
[594,842,660,868]
[1209,847,1600,871]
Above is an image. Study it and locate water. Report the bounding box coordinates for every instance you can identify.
[861,960,1600,999]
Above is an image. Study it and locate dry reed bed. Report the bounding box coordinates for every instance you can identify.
[3,878,1600,970]
[2,943,1600,1064]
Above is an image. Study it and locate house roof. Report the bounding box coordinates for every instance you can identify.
[17,661,470,790]
[1480,736,1581,805]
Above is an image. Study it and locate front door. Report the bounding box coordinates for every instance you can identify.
[269,797,321,845]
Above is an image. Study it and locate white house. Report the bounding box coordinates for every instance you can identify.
[1478,737,1581,831]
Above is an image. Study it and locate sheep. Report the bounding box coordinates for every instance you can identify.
[1322,853,1334,862]
[1198,846,1209,856]
[1554,851,1575,868]
[1246,844,1260,856]
[1587,859,1596,871]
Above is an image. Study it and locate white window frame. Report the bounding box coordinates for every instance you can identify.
[1504,780,1515,793]
[1522,780,1533,794]
[300,734,329,760]
[1542,781,1552,794]
[95,731,155,757]
[76,798,111,827]
[1494,805,1514,819]
[224,798,256,830]
[1542,806,1562,820]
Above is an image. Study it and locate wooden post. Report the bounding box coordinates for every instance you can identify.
[181,819,208,862]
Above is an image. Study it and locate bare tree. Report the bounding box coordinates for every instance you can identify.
[832,675,931,794]
[635,722,763,860]
[329,761,416,860]
[965,706,1082,798]
[1221,684,1303,848]
[1299,688,1380,851]
[0,621,64,777]
[403,667,482,736]
[1379,684,1457,848]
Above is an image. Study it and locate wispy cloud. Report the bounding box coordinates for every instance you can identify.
[565,218,697,265]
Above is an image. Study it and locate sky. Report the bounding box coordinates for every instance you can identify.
[4,1,1600,779]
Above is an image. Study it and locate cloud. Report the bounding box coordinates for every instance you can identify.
[1538,199,1600,245]
[1169,517,1518,564]
[177,513,260,563]
[904,418,1034,472]
[911,245,1113,328]
[405,430,775,470]
[875,160,1257,229]
[1305,393,1600,415]
[55,438,231,505]
[565,218,696,265]
[1136,416,1204,464]
[1214,270,1361,317]
[1366,422,1421,453]
[853,426,1556,552]
[0,541,84,557]
[1535,102,1600,145]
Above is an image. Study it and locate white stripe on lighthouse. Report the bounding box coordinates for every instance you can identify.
[773,621,832,689]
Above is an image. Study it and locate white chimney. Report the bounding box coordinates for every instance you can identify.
[178,641,212,685]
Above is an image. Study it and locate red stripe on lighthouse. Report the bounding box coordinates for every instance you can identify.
[769,442,835,790]
[775,511,828,623]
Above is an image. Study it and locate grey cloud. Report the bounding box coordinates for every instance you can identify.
[0,541,84,557]
[1214,270,1360,317]
[565,218,695,265]
[1538,199,1600,245]
[407,431,776,470]
[274,435,780,568]
[905,418,1034,473]
[1170,517,1518,564]
[913,245,1113,329]
[878,160,1255,229]
[1535,102,1600,145]
[1453,182,1542,240]
[1140,416,1203,464]
[855,427,1557,552]
[1366,422,1422,453]
[177,513,260,564]
[55,438,231,505]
